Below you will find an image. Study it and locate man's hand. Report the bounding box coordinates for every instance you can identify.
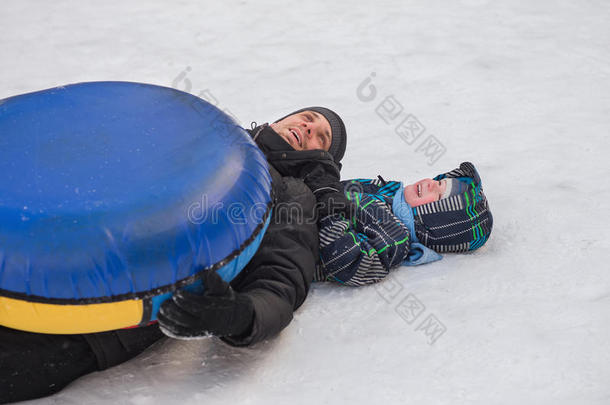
[315,188,357,219]
[300,160,356,220]
[158,270,254,340]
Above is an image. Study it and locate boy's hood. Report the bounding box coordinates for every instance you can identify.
[413,162,493,252]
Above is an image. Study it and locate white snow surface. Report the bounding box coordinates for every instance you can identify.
[2,0,610,404]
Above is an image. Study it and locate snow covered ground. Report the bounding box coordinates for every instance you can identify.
[2,0,610,403]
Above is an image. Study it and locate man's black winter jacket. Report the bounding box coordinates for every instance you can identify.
[222,124,342,345]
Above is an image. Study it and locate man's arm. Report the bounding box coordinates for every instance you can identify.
[222,175,318,346]
[317,194,410,287]
[158,170,318,346]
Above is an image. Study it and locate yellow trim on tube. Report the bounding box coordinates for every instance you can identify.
[0,296,143,334]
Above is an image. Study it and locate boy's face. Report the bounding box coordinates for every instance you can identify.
[270,110,332,152]
[404,178,447,207]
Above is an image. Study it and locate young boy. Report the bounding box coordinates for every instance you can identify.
[315,162,493,286]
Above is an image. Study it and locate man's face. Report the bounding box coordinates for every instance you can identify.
[270,110,332,151]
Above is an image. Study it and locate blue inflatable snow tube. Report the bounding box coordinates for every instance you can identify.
[0,81,272,334]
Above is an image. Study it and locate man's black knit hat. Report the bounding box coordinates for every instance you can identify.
[274,107,347,163]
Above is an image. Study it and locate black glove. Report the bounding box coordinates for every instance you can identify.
[300,160,356,220]
[315,188,357,219]
[158,270,254,339]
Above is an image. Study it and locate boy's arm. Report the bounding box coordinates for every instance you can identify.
[341,177,402,201]
[317,194,411,287]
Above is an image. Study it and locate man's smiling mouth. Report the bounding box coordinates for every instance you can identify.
[289,128,301,147]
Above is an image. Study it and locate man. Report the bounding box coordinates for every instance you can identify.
[158,107,349,345]
[0,107,348,403]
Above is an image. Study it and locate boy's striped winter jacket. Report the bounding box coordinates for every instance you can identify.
[314,177,410,286]
[315,162,493,287]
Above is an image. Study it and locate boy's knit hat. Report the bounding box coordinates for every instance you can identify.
[413,162,493,253]
[441,178,469,199]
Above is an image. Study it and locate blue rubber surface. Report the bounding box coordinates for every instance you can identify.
[0,82,271,301]
[151,213,271,322]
